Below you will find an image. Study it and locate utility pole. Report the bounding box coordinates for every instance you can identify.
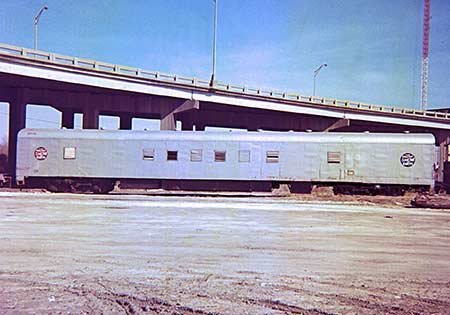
[313,63,327,96]
[211,0,218,86]
[421,0,430,111]
[34,5,48,50]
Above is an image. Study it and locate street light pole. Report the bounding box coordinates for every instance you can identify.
[211,0,218,86]
[34,5,48,50]
[313,63,327,96]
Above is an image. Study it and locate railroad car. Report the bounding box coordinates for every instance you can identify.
[16,129,435,195]
[15,128,436,195]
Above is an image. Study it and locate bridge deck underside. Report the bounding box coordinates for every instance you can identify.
[0,72,447,134]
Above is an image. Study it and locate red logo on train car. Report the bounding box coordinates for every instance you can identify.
[34,147,48,160]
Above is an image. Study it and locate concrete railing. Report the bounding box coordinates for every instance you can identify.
[0,43,449,121]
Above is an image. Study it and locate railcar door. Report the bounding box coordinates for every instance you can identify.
[261,142,281,179]
[319,144,345,181]
[341,144,363,183]
[279,143,320,181]
[237,142,259,180]
[109,139,127,178]
[76,138,127,178]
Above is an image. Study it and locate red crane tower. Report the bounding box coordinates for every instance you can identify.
[421,0,431,111]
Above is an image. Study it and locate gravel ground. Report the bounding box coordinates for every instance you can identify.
[0,192,449,314]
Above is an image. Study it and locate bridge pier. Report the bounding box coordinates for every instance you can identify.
[324,118,351,132]
[160,113,176,130]
[119,113,133,130]
[181,120,194,131]
[61,109,76,129]
[435,131,450,183]
[195,123,205,131]
[160,99,199,131]
[8,98,26,180]
[83,107,99,129]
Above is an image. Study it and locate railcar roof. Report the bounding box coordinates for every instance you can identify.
[18,129,436,144]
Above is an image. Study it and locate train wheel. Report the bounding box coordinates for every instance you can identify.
[434,183,448,194]
[384,186,405,196]
[91,184,101,194]
[333,185,341,195]
[46,180,69,193]
[92,180,115,194]
[47,184,58,192]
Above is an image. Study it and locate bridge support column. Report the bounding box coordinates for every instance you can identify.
[160,99,199,131]
[324,118,351,132]
[195,123,205,131]
[436,131,450,184]
[83,107,99,129]
[120,113,133,130]
[181,120,194,131]
[160,113,176,130]
[61,109,75,129]
[8,98,26,181]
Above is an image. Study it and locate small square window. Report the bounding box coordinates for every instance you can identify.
[63,147,76,160]
[327,151,341,164]
[238,150,250,163]
[143,148,155,161]
[167,150,178,161]
[266,151,279,163]
[190,149,202,162]
[214,150,226,162]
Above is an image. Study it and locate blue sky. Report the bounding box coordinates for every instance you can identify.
[0,0,449,139]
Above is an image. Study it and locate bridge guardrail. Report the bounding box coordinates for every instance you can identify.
[0,43,448,121]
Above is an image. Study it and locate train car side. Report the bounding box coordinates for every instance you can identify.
[16,129,436,194]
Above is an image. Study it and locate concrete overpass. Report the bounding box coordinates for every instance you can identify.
[0,43,449,179]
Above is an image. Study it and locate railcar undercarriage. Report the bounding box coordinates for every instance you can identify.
[331,183,430,196]
[25,177,115,194]
[18,176,434,196]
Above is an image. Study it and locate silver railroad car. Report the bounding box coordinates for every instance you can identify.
[16,129,436,194]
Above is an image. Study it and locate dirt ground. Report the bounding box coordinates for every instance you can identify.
[0,191,450,315]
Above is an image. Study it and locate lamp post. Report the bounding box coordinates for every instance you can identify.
[313,63,327,96]
[210,0,218,86]
[34,5,48,50]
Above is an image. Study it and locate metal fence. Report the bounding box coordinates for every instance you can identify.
[0,43,449,120]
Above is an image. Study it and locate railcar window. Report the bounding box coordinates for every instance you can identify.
[63,147,76,160]
[143,148,155,161]
[190,149,202,162]
[266,151,279,163]
[214,150,226,162]
[239,150,250,163]
[327,152,341,164]
[167,150,178,161]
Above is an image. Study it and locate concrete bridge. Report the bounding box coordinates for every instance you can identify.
[0,43,449,179]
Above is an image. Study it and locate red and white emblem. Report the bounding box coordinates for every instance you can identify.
[34,147,48,161]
